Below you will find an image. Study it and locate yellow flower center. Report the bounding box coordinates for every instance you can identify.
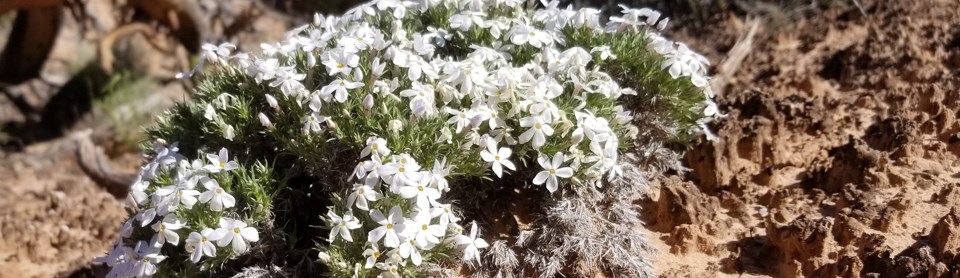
[373,251,381,258]
[421,224,428,231]
[398,167,405,173]
[358,188,365,195]
[535,123,542,129]
[417,186,424,191]
[201,237,207,243]
[219,162,225,168]
[386,224,394,229]
[495,155,500,161]
[549,169,556,175]
[215,188,223,194]
[337,63,344,68]
[234,228,241,234]
[371,144,378,150]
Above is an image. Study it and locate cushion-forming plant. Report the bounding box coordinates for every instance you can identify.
[97,0,716,277]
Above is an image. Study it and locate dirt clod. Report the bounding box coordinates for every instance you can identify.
[648,0,960,277]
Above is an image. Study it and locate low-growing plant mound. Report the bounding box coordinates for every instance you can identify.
[96,0,717,277]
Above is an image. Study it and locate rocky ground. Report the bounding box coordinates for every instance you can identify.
[644,0,960,277]
[1,0,959,277]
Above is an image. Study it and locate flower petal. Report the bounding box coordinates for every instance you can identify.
[532,171,549,185]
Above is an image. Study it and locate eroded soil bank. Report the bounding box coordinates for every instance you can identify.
[645,0,960,277]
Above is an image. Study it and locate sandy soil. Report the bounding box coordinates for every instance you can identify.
[0,134,133,278]
[643,0,960,277]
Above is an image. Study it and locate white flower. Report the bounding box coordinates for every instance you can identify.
[214,217,260,253]
[519,115,554,149]
[198,178,236,211]
[121,219,134,238]
[249,58,279,83]
[591,45,616,60]
[449,11,486,31]
[204,148,239,173]
[299,28,330,52]
[322,49,360,76]
[398,237,423,266]
[347,183,382,211]
[388,119,405,134]
[411,34,435,58]
[361,155,384,186]
[480,142,515,178]
[131,241,166,277]
[532,152,574,193]
[445,107,474,133]
[367,206,407,248]
[201,42,235,63]
[322,210,362,243]
[319,78,363,103]
[430,203,460,229]
[378,154,423,192]
[407,210,444,249]
[186,228,222,263]
[153,176,201,213]
[269,66,306,96]
[454,221,488,265]
[398,177,441,210]
[509,24,553,48]
[204,104,218,121]
[137,208,156,227]
[150,215,185,247]
[360,137,391,158]
[429,157,452,191]
[377,262,400,278]
[362,244,382,269]
[303,112,327,134]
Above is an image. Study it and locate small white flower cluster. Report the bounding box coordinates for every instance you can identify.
[97,143,259,277]
[191,0,712,195]
[322,137,487,276]
[155,0,715,275]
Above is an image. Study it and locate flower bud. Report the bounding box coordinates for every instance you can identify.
[362,94,374,111]
[317,251,331,263]
[223,124,236,141]
[258,113,273,128]
[265,94,279,110]
[388,119,403,134]
[306,54,317,68]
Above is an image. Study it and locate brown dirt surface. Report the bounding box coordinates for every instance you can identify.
[0,133,134,278]
[644,0,960,277]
